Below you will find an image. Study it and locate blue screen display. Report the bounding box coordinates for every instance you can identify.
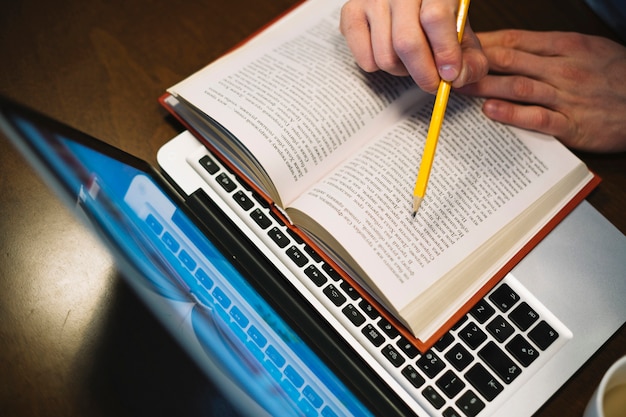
[11,115,374,417]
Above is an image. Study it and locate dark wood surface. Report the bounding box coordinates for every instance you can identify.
[1,0,624,416]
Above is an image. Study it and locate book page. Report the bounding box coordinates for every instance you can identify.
[288,94,587,311]
[169,0,422,206]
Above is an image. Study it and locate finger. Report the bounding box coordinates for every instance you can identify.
[340,1,388,73]
[387,0,440,90]
[367,0,418,76]
[452,24,489,87]
[481,98,573,141]
[459,74,560,108]
[481,43,557,81]
[419,0,462,81]
[477,30,570,56]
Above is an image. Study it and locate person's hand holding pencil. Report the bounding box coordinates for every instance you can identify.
[340,0,486,94]
[412,0,471,216]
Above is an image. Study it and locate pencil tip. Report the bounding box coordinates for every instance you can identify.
[412,196,423,217]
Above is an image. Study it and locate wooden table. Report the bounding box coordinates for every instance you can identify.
[1,0,624,415]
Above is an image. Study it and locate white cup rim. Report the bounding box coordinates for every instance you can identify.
[592,355,626,416]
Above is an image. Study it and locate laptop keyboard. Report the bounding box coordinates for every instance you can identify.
[188,150,570,417]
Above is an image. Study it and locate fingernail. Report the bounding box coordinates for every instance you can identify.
[439,64,458,82]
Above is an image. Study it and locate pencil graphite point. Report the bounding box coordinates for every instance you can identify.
[412,195,423,217]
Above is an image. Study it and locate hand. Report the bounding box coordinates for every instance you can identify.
[458,30,626,153]
[339,0,488,93]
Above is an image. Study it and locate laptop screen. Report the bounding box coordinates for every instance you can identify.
[0,98,385,417]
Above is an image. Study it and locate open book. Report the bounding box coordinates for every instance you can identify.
[161,0,598,346]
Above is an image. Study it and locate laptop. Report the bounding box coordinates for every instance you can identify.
[1,95,625,417]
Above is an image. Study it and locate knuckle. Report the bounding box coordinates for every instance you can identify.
[556,62,589,84]
[374,52,406,74]
[498,29,525,48]
[510,77,536,99]
[492,47,517,71]
[531,109,553,131]
[419,2,451,27]
[357,59,381,73]
[392,33,419,58]
[413,72,442,92]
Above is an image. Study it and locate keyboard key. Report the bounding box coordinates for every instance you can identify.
[469,299,496,324]
[195,267,214,289]
[323,284,346,307]
[303,244,323,262]
[304,265,327,287]
[248,325,267,348]
[250,208,272,229]
[358,299,379,320]
[286,246,308,267]
[434,333,455,352]
[340,280,360,300]
[443,407,463,417]
[213,287,231,308]
[479,341,521,384]
[401,365,425,388]
[269,210,286,226]
[285,365,304,388]
[303,385,323,409]
[362,324,385,347]
[396,337,419,359]
[377,317,400,339]
[298,398,317,417]
[434,332,454,352]
[506,334,539,367]
[199,155,220,174]
[267,227,290,248]
[458,322,488,350]
[445,343,474,371]
[263,358,282,382]
[422,386,446,409]
[145,213,163,235]
[509,302,539,331]
[321,262,342,281]
[251,191,270,208]
[216,172,237,192]
[246,339,265,362]
[437,370,465,398]
[486,315,515,343]
[489,284,520,312]
[162,231,180,252]
[528,320,559,350]
[417,350,445,378]
[228,319,248,343]
[179,249,197,271]
[321,406,339,417]
[455,390,485,417]
[465,363,503,401]
[232,190,254,210]
[266,345,286,367]
[286,227,304,244]
[280,378,300,402]
[230,305,249,328]
[381,344,405,367]
[342,304,366,326]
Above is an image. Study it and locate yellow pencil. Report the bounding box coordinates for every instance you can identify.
[412,0,471,216]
